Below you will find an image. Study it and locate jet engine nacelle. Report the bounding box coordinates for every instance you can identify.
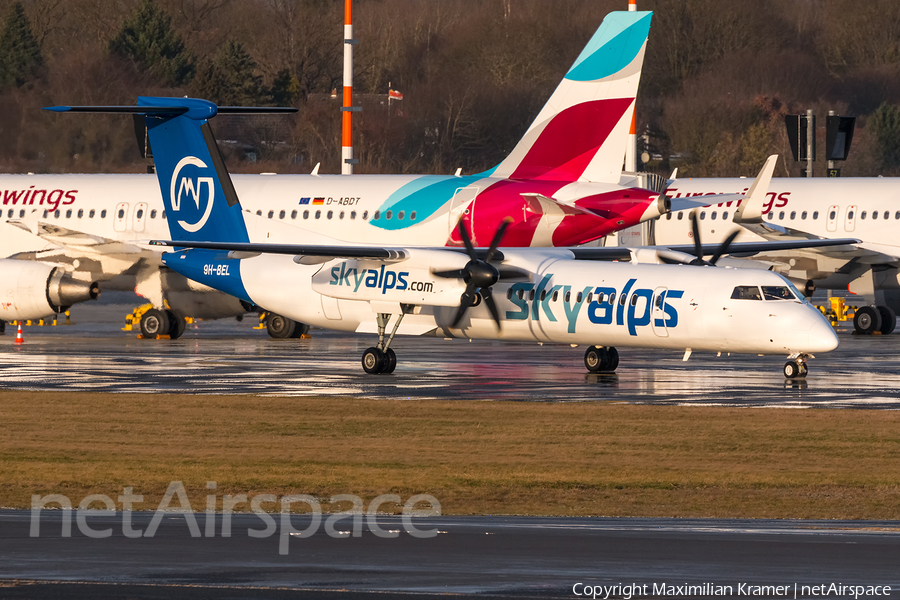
[0,259,100,320]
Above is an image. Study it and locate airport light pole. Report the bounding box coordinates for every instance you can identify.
[341,0,359,174]
[624,0,637,171]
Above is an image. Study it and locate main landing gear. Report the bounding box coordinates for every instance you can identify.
[783,353,811,379]
[584,346,619,373]
[361,312,404,375]
[853,305,897,335]
[266,312,310,339]
[140,308,186,340]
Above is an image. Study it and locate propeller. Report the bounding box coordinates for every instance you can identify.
[433,217,513,330]
[659,210,741,266]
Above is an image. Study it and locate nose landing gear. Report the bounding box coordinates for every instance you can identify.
[783,353,811,378]
[361,312,403,374]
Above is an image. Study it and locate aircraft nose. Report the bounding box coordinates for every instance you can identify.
[808,310,839,353]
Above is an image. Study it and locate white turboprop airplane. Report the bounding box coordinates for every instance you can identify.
[56,97,848,378]
[657,159,900,335]
[5,11,670,338]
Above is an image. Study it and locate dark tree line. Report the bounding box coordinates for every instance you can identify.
[2,0,900,177]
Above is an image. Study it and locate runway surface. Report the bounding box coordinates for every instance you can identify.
[0,302,898,407]
[2,510,899,599]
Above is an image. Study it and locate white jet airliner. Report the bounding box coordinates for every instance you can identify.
[6,10,668,338]
[658,161,900,335]
[77,97,845,379]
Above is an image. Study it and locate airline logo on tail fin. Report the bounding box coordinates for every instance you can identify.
[170,156,216,233]
[488,11,652,184]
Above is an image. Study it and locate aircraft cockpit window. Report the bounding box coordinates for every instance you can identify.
[89,209,96,218]
[279,210,285,219]
[762,286,796,301]
[730,286,762,300]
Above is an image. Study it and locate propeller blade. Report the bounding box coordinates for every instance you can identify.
[450,283,478,328]
[708,229,741,265]
[432,268,466,279]
[690,210,703,259]
[482,288,502,330]
[485,216,513,264]
[456,218,477,261]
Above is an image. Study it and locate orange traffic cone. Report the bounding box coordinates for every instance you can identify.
[13,322,24,344]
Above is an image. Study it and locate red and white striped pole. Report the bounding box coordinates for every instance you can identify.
[624,0,638,172]
[341,0,358,174]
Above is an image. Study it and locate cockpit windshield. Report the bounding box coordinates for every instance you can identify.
[731,286,762,300]
[761,286,797,301]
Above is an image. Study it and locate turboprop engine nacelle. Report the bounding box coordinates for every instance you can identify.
[0,259,100,320]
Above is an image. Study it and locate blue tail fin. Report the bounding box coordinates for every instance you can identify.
[45,96,273,244]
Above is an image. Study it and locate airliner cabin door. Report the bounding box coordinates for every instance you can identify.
[651,286,669,337]
[133,202,148,232]
[113,202,129,233]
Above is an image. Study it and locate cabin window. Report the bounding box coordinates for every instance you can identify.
[700,211,706,220]
[66,209,73,218]
[655,294,663,308]
[518,289,524,300]
[291,210,297,219]
[552,290,559,302]
[564,291,571,303]
[279,210,285,219]
[267,210,274,219]
[595,293,604,304]
[411,211,417,220]
[630,294,638,306]
[327,210,333,219]
[117,209,124,218]
[829,210,836,220]
[43,210,48,218]
[398,211,405,220]
[150,209,156,219]
[529,289,535,301]
[813,211,819,220]
[711,211,717,220]
[896,211,900,219]
[540,290,546,301]
[136,209,143,219]
[762,286,796,301]
[873,211,878,220]
[507,288,513,300]
[790,211,796,220]
[315,210,321,219]
[587,293,593,303]
[801,211,807,220]
[362,211,368,220]
[6,209,11,218]
[731,285,762,300]
[884,211,890,220]
[848,210,854,220]
[350,211,356,220]
[101,210,107,218]
[767,212,774,220]
[385,210,393,220]
[778,211,785,220]
[19,209,25,217]
[303,210,309,219]
[677,212,684,220]
[576,292,582,303]
[618,292,627,306]
[861,211,867,220]
[54,210,60,218]
[666,213,673,220]
[373,211,380,220]
[722,211,728,220]
[256,210,262,216]
[339,211,345,219]
[162,210,166,219]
